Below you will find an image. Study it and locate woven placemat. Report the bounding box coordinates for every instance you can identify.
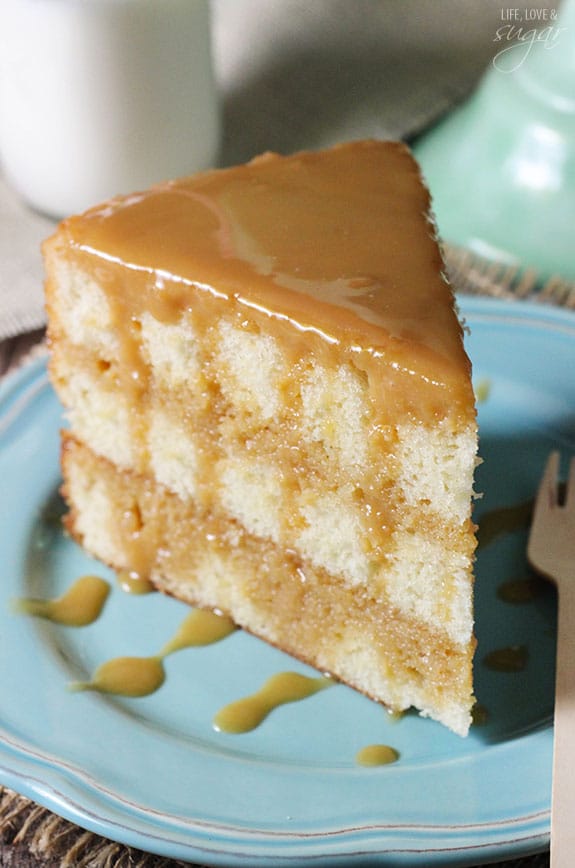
[1,245,570,867]
[0,787,195,868]
[445,245,575,309]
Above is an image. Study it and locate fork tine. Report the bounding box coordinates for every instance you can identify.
[565,456,575,513]
[537,450,561,511]
[528,452,560,571]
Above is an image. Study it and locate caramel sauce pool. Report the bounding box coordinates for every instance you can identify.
[15,576,110,627]
[471,703,489,726]
[476,500,533,549]
[483,645,528,673]
[213,672,332,734]
[73,655,166,697]
[497,575,544,604]
[355,744,399,766]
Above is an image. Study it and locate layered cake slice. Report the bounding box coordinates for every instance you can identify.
[44,140,478,735]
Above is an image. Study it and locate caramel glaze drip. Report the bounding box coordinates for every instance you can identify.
[71,609,236,697]
[116,569,156,595]
[385,707,405,723]
[15,576,110,627]
[213,672,333,734]
[57,141,474,423]
[116,497,166,592]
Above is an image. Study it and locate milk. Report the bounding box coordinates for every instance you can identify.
[0,0,220,218]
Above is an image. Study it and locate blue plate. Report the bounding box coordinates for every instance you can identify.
[1,296,570,866]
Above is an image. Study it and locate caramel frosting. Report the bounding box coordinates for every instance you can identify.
[55,140,473,413]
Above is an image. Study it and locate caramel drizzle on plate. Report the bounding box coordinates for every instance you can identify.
[355,744,399,766]
[212,671,333,734]
[14,575,110,627]
[70,608,237,696]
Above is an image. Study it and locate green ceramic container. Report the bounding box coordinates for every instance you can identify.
[414,0,575,282]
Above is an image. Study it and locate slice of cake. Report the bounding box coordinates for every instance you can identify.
[44,140,478,736]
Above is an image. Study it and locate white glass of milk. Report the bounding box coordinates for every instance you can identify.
[0,0,220,218]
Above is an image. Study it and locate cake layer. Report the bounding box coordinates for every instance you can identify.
[62,434,475,736]
[49,324,476,647]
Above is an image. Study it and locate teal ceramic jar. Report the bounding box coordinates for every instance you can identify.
[414,0,575,282]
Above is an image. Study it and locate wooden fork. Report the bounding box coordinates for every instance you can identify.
[527,451,575,868]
